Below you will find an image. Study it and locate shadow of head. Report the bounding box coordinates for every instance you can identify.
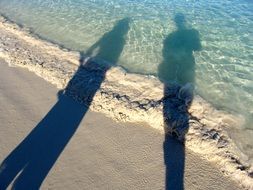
[112,17,131,36]
[174,13,186,30]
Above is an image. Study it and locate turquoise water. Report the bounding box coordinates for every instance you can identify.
[0,0,252,129]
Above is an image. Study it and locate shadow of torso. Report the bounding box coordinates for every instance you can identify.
[158,28,201,85]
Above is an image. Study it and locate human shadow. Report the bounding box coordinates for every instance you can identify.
[0,18,130,190]
[86,18,130,64]
[158,13,201,190]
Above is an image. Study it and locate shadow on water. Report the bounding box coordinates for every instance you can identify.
[158,13,201,190]
[86,18,130,64]
[0,18,130,190]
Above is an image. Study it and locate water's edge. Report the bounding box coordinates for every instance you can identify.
[0,15,252,189]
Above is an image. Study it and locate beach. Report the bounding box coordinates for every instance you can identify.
[0,15,252,189]
[0,59,245,189]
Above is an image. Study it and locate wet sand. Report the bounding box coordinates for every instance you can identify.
[0,60,245,189]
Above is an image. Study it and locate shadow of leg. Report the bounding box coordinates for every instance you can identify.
[0,95,88,190]
[163,84,190,190]
[164,135,185,190]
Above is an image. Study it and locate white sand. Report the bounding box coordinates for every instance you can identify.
[0,60,244,189]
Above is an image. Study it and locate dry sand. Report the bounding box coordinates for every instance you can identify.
[0,60,244,189]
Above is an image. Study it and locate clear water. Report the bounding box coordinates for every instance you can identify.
[0,0,252,130]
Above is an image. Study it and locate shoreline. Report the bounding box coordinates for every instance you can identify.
[0,60,243,189]
[0,15,252,189]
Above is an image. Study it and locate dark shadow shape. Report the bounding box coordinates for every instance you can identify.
[0,18,130,190]
[163,136,185,190]
[158,13,201,85]
[158,13,201,190]
[86,18,130,64]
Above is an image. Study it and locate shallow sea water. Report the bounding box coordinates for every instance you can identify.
[0,1,252,130]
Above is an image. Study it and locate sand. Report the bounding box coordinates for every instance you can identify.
[0,14,253,189]
[0,59,245,190]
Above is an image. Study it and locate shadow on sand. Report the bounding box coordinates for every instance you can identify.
[0,18,130,190]
[158,13,201,190]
